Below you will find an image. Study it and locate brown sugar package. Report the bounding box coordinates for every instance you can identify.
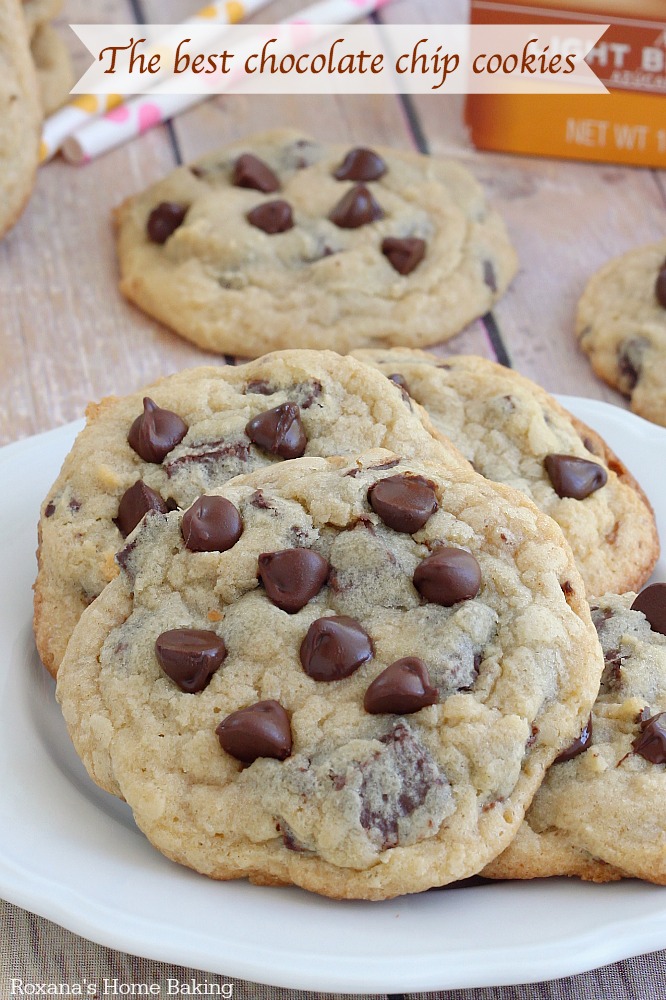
[466,0,666,168]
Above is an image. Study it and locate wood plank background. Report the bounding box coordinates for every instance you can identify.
[2,0,665,448]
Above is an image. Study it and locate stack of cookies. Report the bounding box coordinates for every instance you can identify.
[35,344,663,899]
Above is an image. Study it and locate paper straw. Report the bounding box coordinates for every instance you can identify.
[40,0,273,163]
[61,0,394,165]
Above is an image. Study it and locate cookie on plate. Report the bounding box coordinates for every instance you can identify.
[34,350,471,676]
[56,449,602,899]
[577,240,666,428]
[0,0,41,239]
[483,586,666,884]
[114,129,517,356]
[352,348,659,596]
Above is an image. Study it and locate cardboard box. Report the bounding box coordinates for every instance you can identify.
[465,1,666,167]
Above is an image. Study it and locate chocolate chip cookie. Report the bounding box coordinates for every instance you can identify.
[0,0,41,239]
[484,586,666,884]
[56,450,602,899]
[577,240,666,428]
[352,349,659,596]
[34,350,471,676]
[114,129,518,356]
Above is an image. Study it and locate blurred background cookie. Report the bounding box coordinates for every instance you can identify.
[0,0,41,239]
[115,129,518,356]
[577,240,666,428]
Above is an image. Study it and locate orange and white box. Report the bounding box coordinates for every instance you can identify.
[465,0,666,167]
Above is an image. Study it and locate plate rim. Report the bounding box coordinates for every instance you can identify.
[1,396,665,992]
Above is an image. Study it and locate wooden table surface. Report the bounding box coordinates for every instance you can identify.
[3,0,665,449]
[3,1,666,997]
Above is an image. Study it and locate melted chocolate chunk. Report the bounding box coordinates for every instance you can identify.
[246,403,306,459]
[413,548,482,606]
[277,820,310,853]
[115,535,138,572]
[301,380,322,409]
[146,202,188,244]
[329,185,383,229]
[44,502,56,517]
[258,548,329,613]
[554,716,593,763]
[232,153,280,193]
[631,583,666,636]
[250,489,273,510]
[544,454,608,500]
[244,379,275,395]
[246,200,294,234]
[300,615,373,681]
[381,237,426,276]
[165,439,250,478]
[333,147,386,181]
[181,495,243,552]
[128,397,188,464]
[618,338,648,392]
[69,498,81,512]
[632,712,666,764]
[114,480,168,537]
[216,700,292,763]
[358,722,446,850]
[155,628,226,693]
[656,260,666,309]
[364,657,438,715]
[368,474,438,533]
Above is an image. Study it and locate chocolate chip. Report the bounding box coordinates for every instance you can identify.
[631,583,666,636]
[216,700,292,763]
[413,548,482,606]
[554,715,593,763]
[656,260,666,308]
[483,259,497,292]
[244,379,275,395]
[364,657,438,715]
[388,373,410,393]
[368,474,438,533]
[300,615,373,681]
[114,480,168,537]
[258,549,329,613]
[246,403,306,458]
[544,454,608,499]
[246,200,294,234]
[618,338,648,392]
[155,628,226,693]
[232,153,280,193]
[632,712,666,764]
[181,495,242,552]
[146,202,188,244]
[381,237,426,275]
[333,147,386,181]
[128,397,188,464]
[329,184,383,229]
[44,502,56,517]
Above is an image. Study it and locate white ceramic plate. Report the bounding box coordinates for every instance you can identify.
[1,397,665,993]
